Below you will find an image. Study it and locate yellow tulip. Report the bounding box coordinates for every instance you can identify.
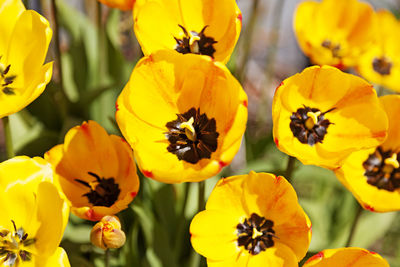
[0,0,53,118]
[335,95,400,212]
[116,50,248,183]
[190,171,311,266]
[45,121,140,221]
[272,65,388,169]
[357,10,400,93]
[133,0,242,63]
[294,0,376,69]
[304,248,389,267]
[0,156,70,267]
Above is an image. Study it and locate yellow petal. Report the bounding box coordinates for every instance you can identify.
[304,247,389,267]
[42,247,71,267]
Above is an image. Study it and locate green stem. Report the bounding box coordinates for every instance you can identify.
[345,204,363,247]
[105,249,110,267]
[236,0,260,82]
[2,117,14,159]
[198,181,206,212]
[50,0,69,118]
[284,156,296,182]
[174,182,191,257]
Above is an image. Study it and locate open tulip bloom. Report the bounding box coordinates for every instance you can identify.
[116,50,248,183]
[0,0,52,118]
[272,65,388,169]
[133,0,242,63]
[357,10,400,93]
[0,156,70,266]
[294,0,375,69]
[304,247,389,267]
[335,95,400,212]
[190,171,311,266]
[45,121,140,221]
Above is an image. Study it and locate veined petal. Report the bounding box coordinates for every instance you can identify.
[116,51,247,183]
[134,0,241,63]
[273,65,388,169]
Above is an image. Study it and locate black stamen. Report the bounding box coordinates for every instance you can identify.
[363,147,400,191]
[76,172,120,207]
[236,213,276,255]
[290,106,334,146]
[165,107,219,164]
[174,25,217,57]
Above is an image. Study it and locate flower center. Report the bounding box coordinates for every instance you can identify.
[174,25,217,57]
[321,40,341,58]
[290,106,335,146]
[165,107,219,164]
[0,57,16,95]
[236,213,276,255]
[75,172,121,207]
[363,147,400,191]
[372,57,392,76]
[0,220,35,266]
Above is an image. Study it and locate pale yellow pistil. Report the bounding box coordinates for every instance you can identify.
[189,34,201,54]
[252,228,263,239]
[382,153,399,176]
[180,117,197,141]
[305,111,321,130]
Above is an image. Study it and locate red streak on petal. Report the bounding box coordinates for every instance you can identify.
[142,170,153,178]
[275,81,284,94]
[242,99,248,108]
[115,102,119,111]
[364,204,375,212]
[372,131,387,139]
[305,252,324,263]
[120,137,128,144]
[130,191,137,198]
[237,13,242,24]
[85,209,96,221]
[333,61,345,70]
[275,175,281,183]
[80,122,90,134]
[274,138,279,148]
[369,251,377,255]
[219,161,228,171]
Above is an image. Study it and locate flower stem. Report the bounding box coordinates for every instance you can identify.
[105,249,110,267]
[2,117,14,159]
[284,156,296,182]
[236,0,260,82]
[198,181,206,211]
[345,204,363,247]
[174,182,191,257]
[50,0,69,118]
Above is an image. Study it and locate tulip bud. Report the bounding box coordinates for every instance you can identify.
[90,215,126,250]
